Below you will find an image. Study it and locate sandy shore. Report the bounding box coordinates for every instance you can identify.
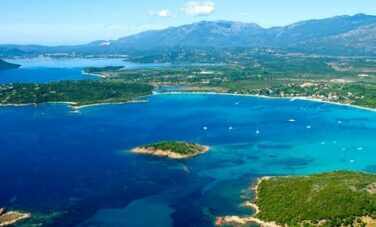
[81,70,107,78]
[0,102,76,108]
[1,90,376,113]
[0,100,147,109]
[71,100,148,109]
[131,145,210,159]
[153,91,376,113]
[0,212,31,226]
[215,176,280,227]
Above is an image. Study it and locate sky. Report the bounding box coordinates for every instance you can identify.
[1,0,375,45]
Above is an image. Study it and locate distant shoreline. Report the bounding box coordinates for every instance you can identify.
[153,91,376,113]
[0,100,147,109]
[1,91,376,113]
[81,70,107,78]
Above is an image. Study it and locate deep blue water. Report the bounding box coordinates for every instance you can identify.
[0,58,175,84]
[1,93,376,226]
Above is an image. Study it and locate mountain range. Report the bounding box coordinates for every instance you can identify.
[1,13,376,57]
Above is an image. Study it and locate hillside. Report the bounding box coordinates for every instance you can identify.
[1,13,376,56]
[255,172,376,226]
[89,13,376,55]
[217,171,376,226]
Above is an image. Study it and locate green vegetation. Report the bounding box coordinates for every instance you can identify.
[84,66,124,74]
[255,171,376,226]
[2,49,376,109]
[0,80,153,107]
[0,59,20,70]
[86,52,376,109]
[141,141,208,155]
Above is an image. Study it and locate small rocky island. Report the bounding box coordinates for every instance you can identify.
[0,208,30,226]
[131,141,209,159]
[216,171,376,227]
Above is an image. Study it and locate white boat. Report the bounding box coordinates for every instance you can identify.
[256,129,260,134]
[287,119,296,123]
[203,126,208,131]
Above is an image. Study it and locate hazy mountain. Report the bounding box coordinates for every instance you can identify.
[1,13,376,56]
[109,21,266,49]
[325,23,376,53]
[270,13,376,46]
[88,13,376,55]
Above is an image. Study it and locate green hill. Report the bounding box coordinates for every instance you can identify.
[255,171,376,226]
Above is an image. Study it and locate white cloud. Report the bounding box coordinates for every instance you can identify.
[182,1,216,17]
[149,9,175,18]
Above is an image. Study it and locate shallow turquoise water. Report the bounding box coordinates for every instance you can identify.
[1,93,376,226]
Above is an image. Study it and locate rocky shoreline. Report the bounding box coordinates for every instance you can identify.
[0,209,30,226]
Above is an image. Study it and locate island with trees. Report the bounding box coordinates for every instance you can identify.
[216,171,376,226]
[0,208,30,226]
[131,141,210,159]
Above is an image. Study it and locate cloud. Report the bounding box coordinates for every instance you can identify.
[182,1,215,17]
[149,9,175,18]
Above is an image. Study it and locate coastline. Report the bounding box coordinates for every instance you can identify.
[71,100,148,109]
[1,90,376,113]
[81,70,107,78]
[0,212,31,226]
[153,91,376,113]
[0,100,147,109]
[215,176,280,227]
[131,145,210,159]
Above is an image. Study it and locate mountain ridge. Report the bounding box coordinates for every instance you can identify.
[1,13,376,56]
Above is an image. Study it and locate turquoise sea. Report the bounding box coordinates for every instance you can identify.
[1,61,376,226]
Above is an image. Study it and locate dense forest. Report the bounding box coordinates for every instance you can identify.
[0,80,153,106]
[256,171,376,226]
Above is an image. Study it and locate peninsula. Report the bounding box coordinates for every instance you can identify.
[216,171,376,226]
[0,208,30,226]
[0,60,20,70]
[0,80,153,107]
[131,141,210,159]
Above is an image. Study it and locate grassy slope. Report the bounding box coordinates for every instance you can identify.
[255,171,376,226]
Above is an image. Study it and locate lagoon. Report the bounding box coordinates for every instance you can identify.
[0,58,174,84]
